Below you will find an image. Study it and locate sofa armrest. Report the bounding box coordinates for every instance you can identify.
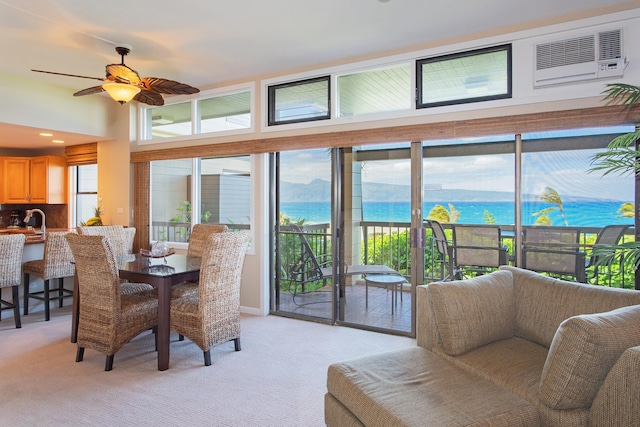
[590,345,640,426]
[416,284,439,351]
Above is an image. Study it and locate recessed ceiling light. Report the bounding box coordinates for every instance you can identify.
[52,140,65,144]
[39,132,53,137]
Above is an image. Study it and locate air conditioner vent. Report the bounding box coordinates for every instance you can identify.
[533,28,625,88]
[598,29,622,60]
[536,35,595,70]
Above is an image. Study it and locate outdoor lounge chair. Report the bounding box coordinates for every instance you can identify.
[522,226,586,283]
[586,224,630,286]
[279,224,398,305]
[450,224,508,279]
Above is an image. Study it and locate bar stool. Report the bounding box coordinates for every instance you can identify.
[1,234,26,328]
[23,231,76,321]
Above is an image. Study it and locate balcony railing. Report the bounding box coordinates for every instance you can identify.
[276,221,635,289]
[151,221,250,243]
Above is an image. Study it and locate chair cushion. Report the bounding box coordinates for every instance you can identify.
[428,270,515,356]
[539,304,640,410]
[327,347,538,427]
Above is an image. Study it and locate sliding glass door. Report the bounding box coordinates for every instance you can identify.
[273,149,334,322]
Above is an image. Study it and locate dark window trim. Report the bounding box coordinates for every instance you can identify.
[267,76,331,126]
[416,44,512,109]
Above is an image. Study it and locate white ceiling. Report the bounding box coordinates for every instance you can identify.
[0,0,637,149]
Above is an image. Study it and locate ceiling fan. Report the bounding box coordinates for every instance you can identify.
[32,46,200,106]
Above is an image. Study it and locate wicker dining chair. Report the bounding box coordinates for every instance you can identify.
[171,223,229,299]
[0,234,26,328]
[170,230,250,366]
[77,225,135,257]
[65,233,158,371]
[76,225,145,293]
[23,230,76,321]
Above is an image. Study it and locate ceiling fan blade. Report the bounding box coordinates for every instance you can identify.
[141,77,200,95]
[134,90,165,106]
[106,64,141,85]
[73,86,105,97]
[32,69,105,82]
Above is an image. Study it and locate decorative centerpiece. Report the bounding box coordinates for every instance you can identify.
[140,241,175,262]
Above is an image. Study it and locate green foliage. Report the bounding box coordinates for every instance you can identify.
[169,201,212,223]
[483,210,496,225]
[363,230,410,275]
[426,203,459,224]
[589,83,640,177]
[279,212,306,226]
[617,202,634,218]
[532,187,568,226]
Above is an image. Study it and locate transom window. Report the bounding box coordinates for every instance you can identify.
[417,44,512,108]
[141,88,252,141]
[267,76,330,126]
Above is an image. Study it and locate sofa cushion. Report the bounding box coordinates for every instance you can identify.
[428,270,515,356]
[501,266,640,348]
[539,304,640,410]
[326,347,538,427]
[434,336,549,402]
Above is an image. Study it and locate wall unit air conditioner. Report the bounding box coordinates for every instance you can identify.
[533,29,625,88]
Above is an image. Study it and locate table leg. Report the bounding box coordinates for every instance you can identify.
[365,280,369,308]
[391,283,395,315]
[156,278,171,371]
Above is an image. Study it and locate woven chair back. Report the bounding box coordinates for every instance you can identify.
[0,234,26,288]
[42,231,77,278]
[66,233,121,319]
[187,224,229,258]
[198,231,250,315]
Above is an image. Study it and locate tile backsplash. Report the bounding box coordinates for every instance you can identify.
[0,204,68,228]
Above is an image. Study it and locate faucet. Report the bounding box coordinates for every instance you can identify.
[24,209,46,238]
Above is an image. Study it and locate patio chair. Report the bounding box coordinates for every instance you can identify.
[279,224,332,305]
[450,224,508,279]
[425,220,454,281]
[522,226,586,283]
[279,224,399,306]
[586,224,630,286]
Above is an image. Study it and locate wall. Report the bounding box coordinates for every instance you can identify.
[97,103,134,227]
[0,72,112,139]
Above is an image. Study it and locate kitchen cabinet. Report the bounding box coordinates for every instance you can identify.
[1,156,66,204]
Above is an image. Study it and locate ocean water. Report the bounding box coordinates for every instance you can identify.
[280,201,633,227]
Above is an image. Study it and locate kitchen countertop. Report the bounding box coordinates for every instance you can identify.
[0,228,76,244]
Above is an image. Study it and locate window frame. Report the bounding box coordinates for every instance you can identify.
[416,44,512,109]
[138,83,255,145]
[267,75,331,126]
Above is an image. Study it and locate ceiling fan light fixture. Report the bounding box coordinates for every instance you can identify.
[102,82,140,104]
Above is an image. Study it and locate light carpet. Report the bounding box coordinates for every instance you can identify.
[0,307,415,426]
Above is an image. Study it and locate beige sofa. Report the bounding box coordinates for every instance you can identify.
[325,266,640,426]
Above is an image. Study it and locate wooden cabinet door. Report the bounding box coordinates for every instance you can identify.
[30,156,67,204]
[2,157,31,203]
[29,156,48,203]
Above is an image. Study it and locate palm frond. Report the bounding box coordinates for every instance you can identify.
[602,83,640,111]
[589,147,640,176]
[592,242,640,270]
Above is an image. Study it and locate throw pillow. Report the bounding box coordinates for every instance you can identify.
[428,270,515,356]
[539,304,640,409]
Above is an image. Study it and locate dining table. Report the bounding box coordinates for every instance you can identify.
[71,252,201,371]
